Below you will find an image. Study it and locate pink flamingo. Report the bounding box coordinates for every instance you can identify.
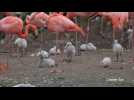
[0,16,29,55]
[0,12,22,17]
[26,12,49,28]
[45,13,86,60]
[98,12,129,41]
[65,12,99,55]
[26,12,50,47]
[26,12,85,45]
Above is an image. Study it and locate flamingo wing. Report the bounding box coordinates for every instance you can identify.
[0,16,23,33]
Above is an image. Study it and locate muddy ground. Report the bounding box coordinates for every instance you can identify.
[0,44,134,87]
[0,31,133,87]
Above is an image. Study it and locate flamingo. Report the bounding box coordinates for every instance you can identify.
[87,42,97,51]
[98,12,129,41]
[0,12,15,16]
[66,12,98,55]
[0,16,29,56]
[113,40,124,62]
[101,57,112,68]
[66,12,98,19]
[43,13,86,61]
[14,37,28,57]
[26,12,49,28]
[0,12,22,17]
[26,12,85,61]
[127,26,133,49]
[37,49,58,68]
[49,46,61,55]
[26,12,50,48]
[39,55,57,68]
[47,13,85,36]
[80,42,96,53]
[64,41,76,62]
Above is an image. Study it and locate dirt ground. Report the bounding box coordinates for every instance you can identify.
[0,45,134,87]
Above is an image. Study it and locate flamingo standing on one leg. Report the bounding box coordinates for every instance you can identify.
[45,13,86,62]
[26,12,85,62]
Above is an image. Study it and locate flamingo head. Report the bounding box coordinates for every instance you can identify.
[37,12,49,28]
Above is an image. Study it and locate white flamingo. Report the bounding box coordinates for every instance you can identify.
[113,40,124,62]
[101,57,112,68]
[49,46,61,55]
[64,41,76,62]
[14,37,28,56]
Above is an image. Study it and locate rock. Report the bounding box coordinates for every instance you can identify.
[30,54,35,57]
[13,83,36,87]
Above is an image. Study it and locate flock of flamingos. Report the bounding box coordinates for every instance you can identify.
[0,12,133,84]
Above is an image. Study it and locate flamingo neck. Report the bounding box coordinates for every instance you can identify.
[0,21,3,32]
[18,25,30,39]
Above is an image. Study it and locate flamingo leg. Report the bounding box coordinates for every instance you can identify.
[4,34,10,50]
[101,16,104,34]
[8,34,14,56]
[60,34,64,62]
[132,26,134,49]
[75,32,78,56]
[19,47,23,57]
[40,28,44,49]
[55,33,59,60]
[34,29,39,39]
[128,39,131,49]
[57,33,64,62]
[86,18,90,44]
[6,52,9,71]
[45,30,48,48]
[74,17,79,56]
[42,28,45,48]
[100,16,105,47]
[22,48,25,57]
[17,47,20,58]
[113,29,116,41]
[10,34,16,55]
